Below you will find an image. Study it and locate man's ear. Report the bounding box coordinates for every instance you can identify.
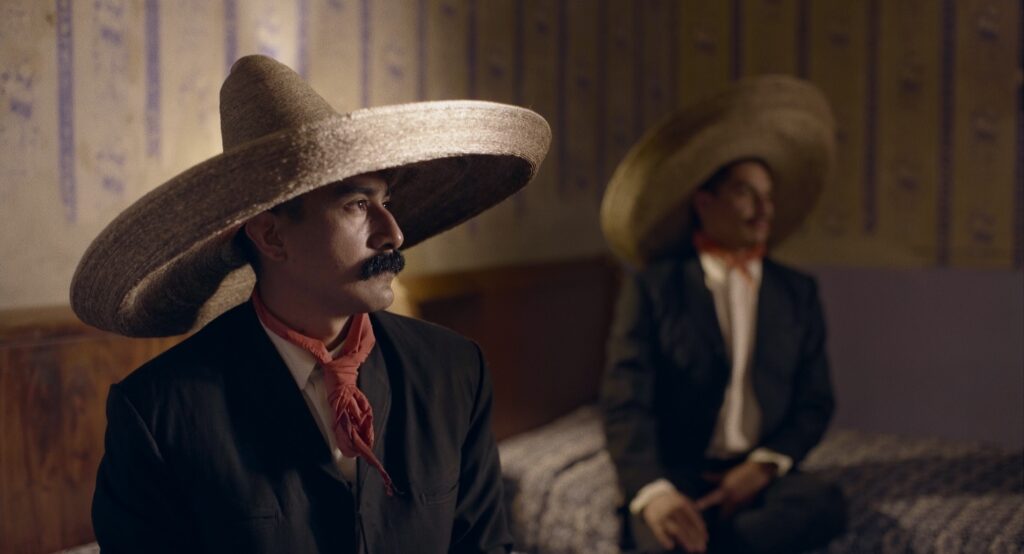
[244,212,288,263]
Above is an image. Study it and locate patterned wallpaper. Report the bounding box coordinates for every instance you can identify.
[0,0,1020,309]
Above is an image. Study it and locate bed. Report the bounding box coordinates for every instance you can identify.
[499,406,1024,554]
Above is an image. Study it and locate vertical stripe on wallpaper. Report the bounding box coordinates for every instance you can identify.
[796,0,810,77]
[632,0,643,137]
[938,0,955,266]
[556,0,568,195]
[1016,8,1023,268]
[466,0,479,232]
[595,0,609,199]
[224,0,238,73]
[666,0,679,109]
[417,0,428,100]
[56,0,76,223]
[360,0,370,107]
[513,0,528,216]
[297,0,309,78]
[514,0,526,105]
[863,0,879,233]
[732,0,743,79]
[466,0,478,99]
[145,0,161,158]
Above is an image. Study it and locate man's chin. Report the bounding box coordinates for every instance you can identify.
[364,283,396,313]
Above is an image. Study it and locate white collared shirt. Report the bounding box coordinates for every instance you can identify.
[629,253,793,514]
[700,251,763,457]
[258,320,358,483]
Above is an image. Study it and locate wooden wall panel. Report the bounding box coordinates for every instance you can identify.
[739,0,797,76]
[0,309,180,554]
[875,0,942,265]
[676,0,733,106]
[949,0,1020,267]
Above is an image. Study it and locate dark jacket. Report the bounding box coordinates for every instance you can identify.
[602,253,835,500]
[92,302,511,553]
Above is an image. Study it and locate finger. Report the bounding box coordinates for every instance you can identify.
[659,518,684,548]
[649,520,676,551]
[695,488,726,511]
[664,518,703,553]
[669,507,708,551]
[677,501,709,544]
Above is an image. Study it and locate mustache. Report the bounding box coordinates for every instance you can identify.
[360,250,406,280]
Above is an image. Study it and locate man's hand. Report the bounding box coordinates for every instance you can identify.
[642,489,709,552]
[696,461,776,517]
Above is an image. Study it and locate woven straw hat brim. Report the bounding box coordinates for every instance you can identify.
[71,100,550,337]
[600,75,835,267]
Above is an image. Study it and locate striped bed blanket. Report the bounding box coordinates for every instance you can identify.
[498,406,1024,554]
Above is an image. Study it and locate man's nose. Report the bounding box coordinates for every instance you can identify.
[755,196,774,219]
[368,204,404,251]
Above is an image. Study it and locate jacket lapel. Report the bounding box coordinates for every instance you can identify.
[224,302,338,473]
[751,261,789,405]
[679,256,728,365]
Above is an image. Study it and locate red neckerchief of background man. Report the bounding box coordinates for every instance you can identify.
[693,231,766,283]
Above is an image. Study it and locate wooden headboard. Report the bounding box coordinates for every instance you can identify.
[402,256,620,440]
[0,308,182,553]
[0,256,619,553]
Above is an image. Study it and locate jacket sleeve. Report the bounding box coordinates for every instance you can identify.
[758,279,836,465]
[92,384,195,554]
[448,344,513,554]
[601,271,673,502]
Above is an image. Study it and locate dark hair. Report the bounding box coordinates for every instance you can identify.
[237,195,305,274]
[236,169,400,274]
[690,157,772,230]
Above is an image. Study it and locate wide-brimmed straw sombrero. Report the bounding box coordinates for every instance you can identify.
[600,74,835,267]
[71,55,551,337]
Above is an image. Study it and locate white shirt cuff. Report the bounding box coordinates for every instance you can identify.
[748,448,794,476]
[628,479,677,515]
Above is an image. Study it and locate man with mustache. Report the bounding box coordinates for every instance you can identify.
[73,55,550,553]
[600,76,846,553]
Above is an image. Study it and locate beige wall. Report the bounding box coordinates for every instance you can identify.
[1,0,1021,309]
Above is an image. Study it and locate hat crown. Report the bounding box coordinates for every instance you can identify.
[220,55,338,150]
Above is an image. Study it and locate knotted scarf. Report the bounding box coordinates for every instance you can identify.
[693,232,766,283]
[252,292,394,495]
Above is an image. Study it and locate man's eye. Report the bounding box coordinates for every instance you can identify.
[382,201,392,211]
[347,200,369,211]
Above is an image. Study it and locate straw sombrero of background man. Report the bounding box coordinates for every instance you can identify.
[600,74,835,267]
[71,54,551,338]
